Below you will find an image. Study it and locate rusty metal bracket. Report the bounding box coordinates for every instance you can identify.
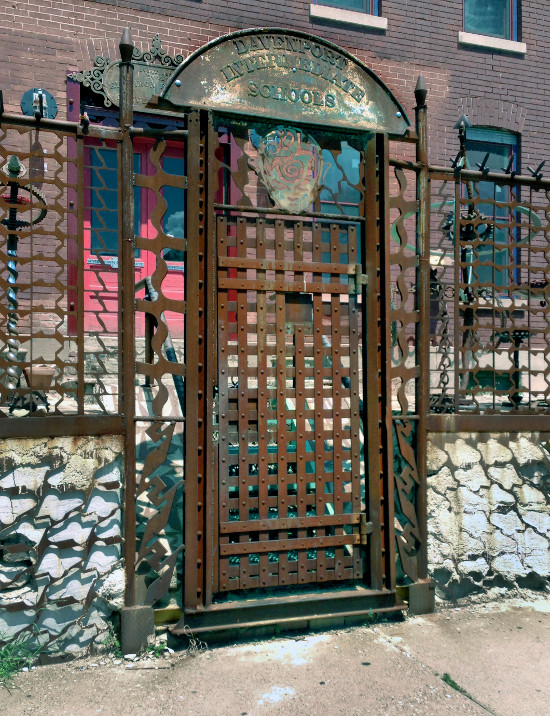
[360,513,373,545]
[350,264,368,294]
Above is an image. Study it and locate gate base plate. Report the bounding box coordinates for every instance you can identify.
[168,588,404,635]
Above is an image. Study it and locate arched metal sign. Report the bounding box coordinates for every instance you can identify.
[151,28,409,134]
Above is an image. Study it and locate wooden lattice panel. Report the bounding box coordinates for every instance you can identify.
[216,214,366,591]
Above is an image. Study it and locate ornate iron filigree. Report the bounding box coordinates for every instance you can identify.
[68,35,184,109]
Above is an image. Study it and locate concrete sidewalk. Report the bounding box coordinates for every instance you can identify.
[6,597,550,716]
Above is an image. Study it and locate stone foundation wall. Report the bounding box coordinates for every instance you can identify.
[427,432,550,600]
[0,435,124,658]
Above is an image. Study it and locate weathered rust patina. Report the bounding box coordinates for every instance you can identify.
[153,29,409,134]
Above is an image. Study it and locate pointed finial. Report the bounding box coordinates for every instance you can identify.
[119,28,134,63]
[453,113,472,130]
[414,75,427,107]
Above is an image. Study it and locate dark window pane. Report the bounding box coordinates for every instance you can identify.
[464,0,511,40]
[465,136,517,287]
[162,154,186,262]
[90,148,140,254]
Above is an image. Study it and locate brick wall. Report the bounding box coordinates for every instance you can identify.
[1,1,549,166]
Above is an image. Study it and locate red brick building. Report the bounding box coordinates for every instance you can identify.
[0,1,544,167]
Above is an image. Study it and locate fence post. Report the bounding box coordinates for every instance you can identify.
[410,75,435,613]
[119,28,155,653]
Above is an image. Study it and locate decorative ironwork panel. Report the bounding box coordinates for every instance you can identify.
[133,137,187,607]
[0,124,120,418]
[429,172,550,414]
[388,155,422,583]
[216,213,365,591]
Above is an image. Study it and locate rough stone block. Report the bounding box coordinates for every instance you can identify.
[508,436,544,465]
[0,495,37,525]
[37,603,86,636]
[488,465,521,491]
[446,438,481,468]
[456,486,487,514]
[37,492,85,521]
[515,485,546,508]
[489,484,516,508]
[121,605,155,655]
[492,553,527,577]
[0,466,48,491]
[456,464,490,492]
[458,557,489,579]
[83,488,120,518]
[522,510,550,535]
[428,466,458,494]
[83,544,120,574]
[35,546,86,580]
[487,528,517,553]
[477,438,513,465]
[490,511,523,536]
[426,443,448,473]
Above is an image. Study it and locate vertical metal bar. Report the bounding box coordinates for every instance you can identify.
[184,110,201,609]
[119,31,137,608]
[256,217,270,587]
[330,223,344,579]
[378,133,396,590]
[347,224,362,580]
[217,216,230,592]
[76,136,85,413]
[275,218,288,584]
[454,179,461,414]
[312,222,326,582]
[364,133,383,590]
[415,84,430,581]
[294,221,308,584]
[236,215,249,589]
[205,112,217,605]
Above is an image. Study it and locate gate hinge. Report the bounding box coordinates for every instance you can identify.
[360,513,373,545]
[350,265,368,294]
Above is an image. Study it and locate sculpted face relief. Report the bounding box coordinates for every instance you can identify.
[249,126,329,214]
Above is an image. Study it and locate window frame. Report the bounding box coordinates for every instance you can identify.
[463,0,518,42]
[464,127,520,290]
[316,0,380,15]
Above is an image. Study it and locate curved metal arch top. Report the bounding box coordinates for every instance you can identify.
[152,28,410,134]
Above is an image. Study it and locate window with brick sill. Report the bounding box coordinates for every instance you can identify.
[316,0,380,14]
[464,0,518,41]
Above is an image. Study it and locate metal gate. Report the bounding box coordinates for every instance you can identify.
[213,118,370,593]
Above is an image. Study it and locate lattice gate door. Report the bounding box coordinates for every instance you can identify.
[212,117,375,594]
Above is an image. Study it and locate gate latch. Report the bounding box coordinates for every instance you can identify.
[360,513,373,545]
[350,265,368,294]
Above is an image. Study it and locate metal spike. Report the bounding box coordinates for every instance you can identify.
[476,153,491,174]
[503,156,515,174]
[527,161,545,180]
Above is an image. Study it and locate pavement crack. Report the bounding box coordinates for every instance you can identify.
[372,627,499,716]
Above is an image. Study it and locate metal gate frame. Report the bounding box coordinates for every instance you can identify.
[115,37,433,631]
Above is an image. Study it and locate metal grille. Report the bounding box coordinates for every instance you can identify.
[216,215,365,590]
[388,150,423,584]
[0,123,120,418]
[430,171,550,414]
